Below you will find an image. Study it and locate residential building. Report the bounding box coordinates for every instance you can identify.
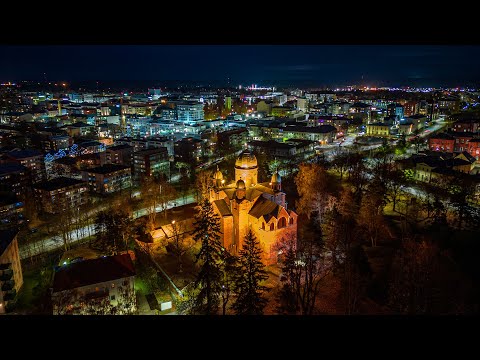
[256,100,273,115]
[52,253,136,315]
[133,147,170,179]
[82,164,131,195]
[0,229,23,314]
[33,177,88,214]
[413,152,476,183]
[296,97,308,112]
[0,163,28,198]
[176,102,204,123]
[280,125,337,144]
[403,101,418,117]
[349,102,371,121]
[271,106,294,118]
[248,139,315,159]
[174,137,203,163]
[387,103,404,121]
[61,122,94,137]
[429,133,455,153]
[366,123,390,137]
[451,119,479,133]
[0,149,46,183]
[217,128,249,150]
[104,144,134,167]
[0,192,24,226]
[452,132,476,153]
[467,138,480,160]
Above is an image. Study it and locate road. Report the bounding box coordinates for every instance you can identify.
[19,193,196,260]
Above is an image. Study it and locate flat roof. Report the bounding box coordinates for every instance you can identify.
[33,177,86,191]
[86,164,130,174]
[52,253,135,293]
[4,149,43,159]
[0,163,27,175]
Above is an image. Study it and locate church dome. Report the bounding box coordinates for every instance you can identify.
[271,171,281,183]
[214,166,223,180]
[235,150,257,169]
[236,179,246,190]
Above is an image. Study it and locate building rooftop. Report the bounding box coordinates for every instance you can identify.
[368,123,388,127]
[86,164,130,175]
[52,253,135,293]
[284,124,337,133]
[134,147,168,156]
[4,149,43,159]
[431,132,456,140]
[0,163,27,176]
[33,177,86,191]
[249,140,295,150]
[64,122,93,128]
[0,228,19,257]
[107,144,134,151]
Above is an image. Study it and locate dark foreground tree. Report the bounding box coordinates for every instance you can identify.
[232,230,268,315]
[192,198,223,314]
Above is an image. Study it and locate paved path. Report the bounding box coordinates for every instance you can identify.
[19,193,196,260]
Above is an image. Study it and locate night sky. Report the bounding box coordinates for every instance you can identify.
[1,45,480,88]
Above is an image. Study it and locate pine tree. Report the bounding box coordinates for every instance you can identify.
[232,229,268,315]
[192,198,223,315]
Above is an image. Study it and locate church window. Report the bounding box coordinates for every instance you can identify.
[270,223,275,231]
[289,218,294,225]
[262,222,265,230]
[278,217,286,229]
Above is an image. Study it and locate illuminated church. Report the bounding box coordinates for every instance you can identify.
[209,150,297,265]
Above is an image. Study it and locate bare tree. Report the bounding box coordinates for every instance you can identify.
[195,169,213,202]
[170,220,194,274]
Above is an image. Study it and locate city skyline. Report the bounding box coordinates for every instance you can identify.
[1,45,480,88]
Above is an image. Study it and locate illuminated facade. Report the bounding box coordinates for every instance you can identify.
[209,150,297,265]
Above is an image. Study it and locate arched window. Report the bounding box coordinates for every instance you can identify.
[278,217,286,229]
[270,223,275,231]
[261,222,265,230]
[289,217,294,225]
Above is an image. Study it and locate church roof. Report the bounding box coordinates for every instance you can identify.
[249,197,282,220]
[214,199,232,217]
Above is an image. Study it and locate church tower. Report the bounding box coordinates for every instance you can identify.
[235,149,258,188]
[270,171,281,192]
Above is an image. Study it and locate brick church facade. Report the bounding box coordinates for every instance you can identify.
[209,150,297,265]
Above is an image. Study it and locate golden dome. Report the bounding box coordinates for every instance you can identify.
[235,150,257,169]
[236,179,246,190]
[214,166,223,180]
[271,171,281,183]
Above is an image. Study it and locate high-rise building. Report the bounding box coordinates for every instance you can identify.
[33,177,88,214]
[296,97,308,112]
[0,150,46,184]
[133,148,170,180]
[176,102,204,123]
